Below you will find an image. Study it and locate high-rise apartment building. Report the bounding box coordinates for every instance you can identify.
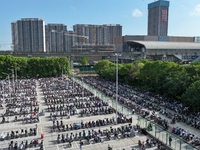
[73,24,122,45]
[72,24,90,45]
[11,18,46,52]
[11,19,122,53]
[103,24,122,44]
[64,31,74,52]
[147,0,170,37]
[45,24,67,52]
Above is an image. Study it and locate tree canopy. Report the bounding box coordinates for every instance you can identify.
[79,57,89,66]
[0,55,70,78]
[94,59,200,111]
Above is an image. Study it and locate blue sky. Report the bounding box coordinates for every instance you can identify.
[0,0,200,50]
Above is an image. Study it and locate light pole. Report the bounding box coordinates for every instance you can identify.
[81,77,84,98]
[1,80,4,104]
[8,68,14,92]
[66,69,69,89]
[113,53,122,124]
[72,70,75,95]
[2,72,10,86]
[62,66,63,81]
[2,72,10,100]
[14,66,17,87]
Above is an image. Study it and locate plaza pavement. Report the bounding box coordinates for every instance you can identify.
[75,77,199,150]
[0,80,157,150]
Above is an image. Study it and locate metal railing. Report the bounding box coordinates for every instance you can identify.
[137,116,196,150]
[72,76,198,150]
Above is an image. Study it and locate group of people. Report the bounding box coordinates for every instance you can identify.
[1,79,39,124]
[2,75,198,149]
[38,77,139,149]
[141,91,200,129]
[82,76,200,148]
[0,79,43,149]
[56,123,139,147]
[40,77,117,121]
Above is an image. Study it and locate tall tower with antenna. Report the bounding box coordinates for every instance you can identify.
[147,0,170,38]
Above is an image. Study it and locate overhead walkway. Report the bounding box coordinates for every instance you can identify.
[72,76,198,150]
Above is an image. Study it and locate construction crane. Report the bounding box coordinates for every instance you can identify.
[64,33,89,52]
[64,33,88,39]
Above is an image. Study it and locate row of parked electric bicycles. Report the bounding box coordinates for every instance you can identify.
[56,124,137,146]
[0,127,37,141]
[8,139,43,150]
[46,100,109,112]
[1,114,39,124]
[52,115,132,133]
[79,107,115,117]
[44,95,99,105]
[52,117,116,132]
[2,106,39,117]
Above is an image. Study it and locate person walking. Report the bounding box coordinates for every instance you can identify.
[79,140,83,150]
[169,136,172,146]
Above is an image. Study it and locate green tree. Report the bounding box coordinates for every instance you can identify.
[158,69,190,99]
[0,56,70,78]
[181,80,200,110]
[80,57,89,66]
[94,60,116,80]
[185,63,200,83]
[94,59,200,110]
[94,60,111,76]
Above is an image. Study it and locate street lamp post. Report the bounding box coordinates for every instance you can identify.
[113,53,122,124]
[2,72,10,101]
[1,80,4,103]
[14,66,17,87]
[2,72,10,87]
[81,77,84,98]
[66,69,69,89]
[13,66,17,82]
[72,70,75,95]
[8,68,14,92]
[62,66,63,81]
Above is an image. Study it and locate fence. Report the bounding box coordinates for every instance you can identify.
[72,76,197,150]
[137,116,196,150]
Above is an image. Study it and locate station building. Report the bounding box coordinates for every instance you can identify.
[126,40,200,63]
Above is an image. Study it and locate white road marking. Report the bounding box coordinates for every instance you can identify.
[75,141,79,148]
[40,127,43,134]
[57,144,60,150]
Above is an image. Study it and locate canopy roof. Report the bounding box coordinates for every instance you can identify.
[127,40,200,50]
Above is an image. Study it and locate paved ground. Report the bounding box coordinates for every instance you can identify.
[0,79,157,150]
[1,77,199,150]
[75,77,199,150]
